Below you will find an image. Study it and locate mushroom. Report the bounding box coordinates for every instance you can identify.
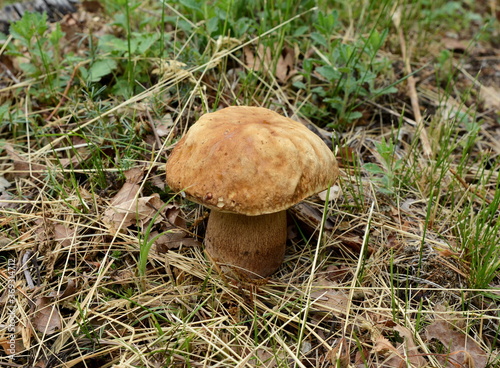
[166,106,338,277]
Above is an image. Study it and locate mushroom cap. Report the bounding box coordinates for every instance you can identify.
[166,106,339,216]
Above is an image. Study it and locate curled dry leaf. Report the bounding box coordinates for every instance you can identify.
[54,224,75,248]
[326,338,350,367]
[479,85,500,111]
[153,113,174,137]
[32,297,61,335]
[4,143,46,178]
[442,38,469,52]
[0,336,23,356]
[104,193,165,234]
[426,319,488,368]
[48,279,77,300]
[0,175,11,192]
[393,325,426,367]
[165,204,186,228]
[310,277,350,317]
[371,324,426,368]
[123,167,145,184]
[318,184,342,202]
[243,44,296,83]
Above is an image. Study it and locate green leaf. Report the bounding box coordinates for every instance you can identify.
[206,17,219,35]
[316,65,340,81]
[87,59,118,82]
[363,163,384,175]
[0,103,9,121]
[10,12,48,45]
[99,35,129,54]
[345,111,363,121]
[136,33,159,54]
[310,32,328,48]
[292,81,307,89]
[293,26,309,37]
[49,23,65,46]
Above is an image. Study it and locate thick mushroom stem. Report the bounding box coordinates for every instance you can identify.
[204,210,287,278]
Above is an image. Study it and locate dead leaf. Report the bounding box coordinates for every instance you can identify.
[0,175,11,192]
[243,44,271,73]
[154,113,174,137]
[310,278,349,316]
[326,338,350,367]
[123,167,145,184]
[107,167,145,206]
[479,85,500,111]
[54,224,75,247]
[111,269,135,285]
[82,0,103,12]
[165,204,186,228]
[150,174,166,191]
[275,46,296,83]
[442,38,469,52]
[32,297,61,335]
[373,335,400,356]
[4,143,46,178]
[0,336,23,356]
[104,193,165,234]
[318,184,342,201]
[0,191,17,209]
[48,279,77,300]
[394,325,427,367]
[243,44,296,83]
[426,319,488,368]
[246,348,288,367]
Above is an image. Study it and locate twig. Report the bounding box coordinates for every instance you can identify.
[393,9,433,157]
[46,62,81,121]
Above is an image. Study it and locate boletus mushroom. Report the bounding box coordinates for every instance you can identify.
[166,106,338,277]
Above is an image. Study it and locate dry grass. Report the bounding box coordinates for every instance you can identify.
[1,1,500,367]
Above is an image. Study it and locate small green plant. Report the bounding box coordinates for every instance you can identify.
[295,17,397,126]
[363,136,404,195]
[456,170,500,289]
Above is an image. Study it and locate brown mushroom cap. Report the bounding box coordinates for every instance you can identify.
[166,106,338,216]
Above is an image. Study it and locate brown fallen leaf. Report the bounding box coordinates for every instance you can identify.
[326,338,350,367]
[104,193,165,234]
[442,38,469,52]
[373,334,400,356]
[243,44,297,83]
[165,203,186,228]
[108,167,145,207]
[48,279,77,300]
[393,325,426,367]
[371,324,426,368]
[153,113,174,137]
[275,46,296,83]
[0,335,23,356]
[4,143,46,178]
[479,85,500,111]
[151,230,185,252]
[426,319,488,368]
[32,297,61,335]
[310,277,350,316]
[54,223,76,248]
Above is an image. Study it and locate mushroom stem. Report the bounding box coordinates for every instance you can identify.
[204,210,287,278]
